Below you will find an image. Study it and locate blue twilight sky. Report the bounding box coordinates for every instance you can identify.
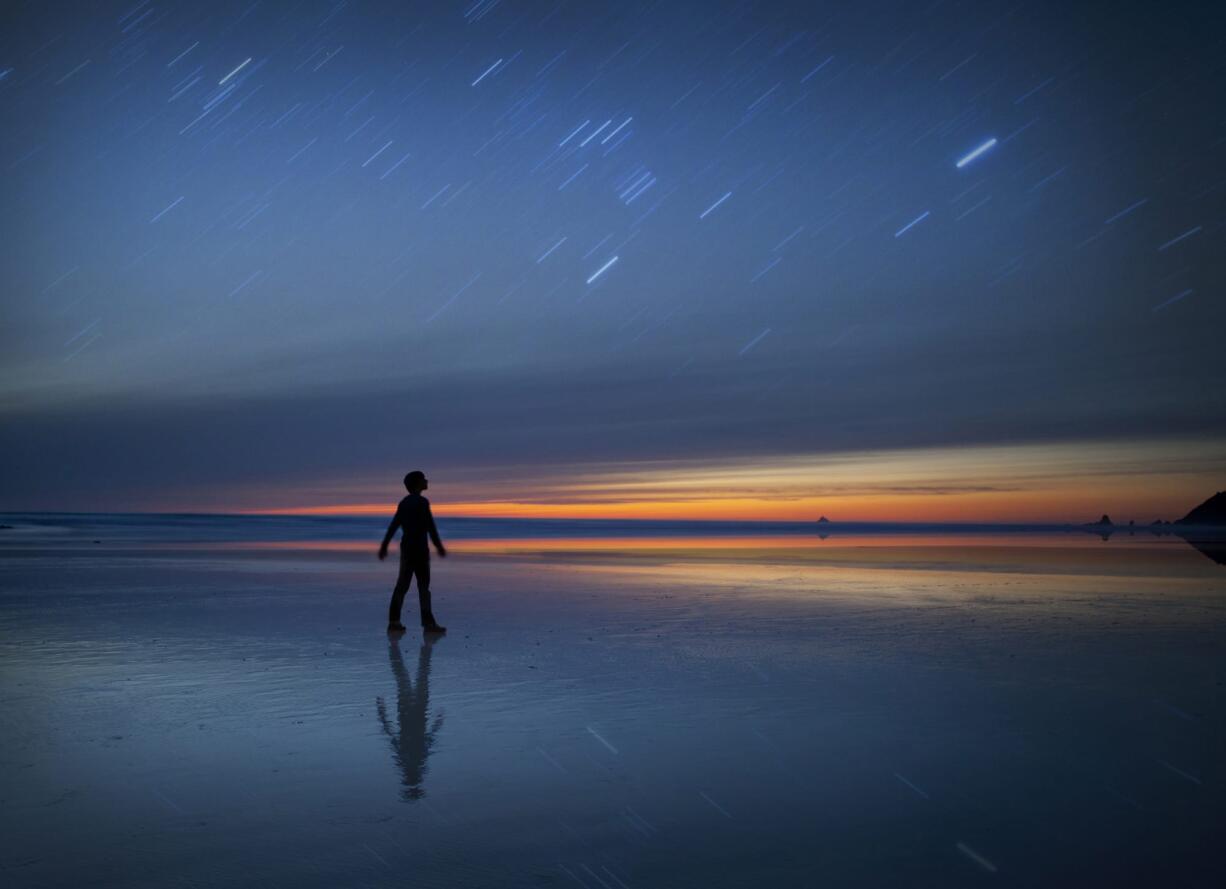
[1,0,1223,515]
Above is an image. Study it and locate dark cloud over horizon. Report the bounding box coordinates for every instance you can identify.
[2,0,1224,510]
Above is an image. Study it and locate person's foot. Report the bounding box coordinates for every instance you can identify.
[387,622,407,633]
[423,623,446,634]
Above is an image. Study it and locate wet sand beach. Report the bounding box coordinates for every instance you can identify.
[2,519,1224,887]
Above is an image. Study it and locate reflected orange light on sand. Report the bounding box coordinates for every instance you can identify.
[214,533,1216,581]
[218,532,1182,554]
[239,439,1226,524]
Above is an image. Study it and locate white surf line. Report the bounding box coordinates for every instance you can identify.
[218,57,251,85]
[698,790,733,818]
[955,842,998,873]
[585,725,618,754]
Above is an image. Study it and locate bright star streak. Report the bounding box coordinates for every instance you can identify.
[558,120,589,146]
[579,120,612,147]
[149,196,184,223]
[955,137,997,169]
[536,237,567,263]
[894,210,930,238]
[471,59,502,86]
[699,191,732,219]
[738,327,771,356]
[1157,226,1202,251]
[600,117,632,144]
[218,58,251,85]
[586,255,619,284]
[361,140,393,167]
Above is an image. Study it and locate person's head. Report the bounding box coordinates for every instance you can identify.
[404,470,428,494]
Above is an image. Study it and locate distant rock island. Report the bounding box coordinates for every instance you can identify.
[1171,492,1226,566]
[1081,492,1226,530]
[817,516,830,524]
[1176,491,1226,526]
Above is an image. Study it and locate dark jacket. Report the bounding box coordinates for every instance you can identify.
[386,493,443,557]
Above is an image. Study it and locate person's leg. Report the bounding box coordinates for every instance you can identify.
[414,560,437,627]
[388,556,412,625]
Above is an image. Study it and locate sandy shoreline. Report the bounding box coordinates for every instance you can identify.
[2,540,1223,887]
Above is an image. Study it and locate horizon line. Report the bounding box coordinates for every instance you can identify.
[0,508,1195,528]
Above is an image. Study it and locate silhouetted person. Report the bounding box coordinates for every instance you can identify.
[376,635,444,801]
[379,470,447,632]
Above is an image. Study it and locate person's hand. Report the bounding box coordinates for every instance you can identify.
[377,546,388,561]
[437,545,447,558]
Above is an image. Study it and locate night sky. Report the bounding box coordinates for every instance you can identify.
[2,0,1224,520]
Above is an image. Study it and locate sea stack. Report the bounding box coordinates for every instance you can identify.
[1176,491,1226,526]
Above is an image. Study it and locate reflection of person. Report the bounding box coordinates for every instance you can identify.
[379,470,447,633]
[376,635,444,801]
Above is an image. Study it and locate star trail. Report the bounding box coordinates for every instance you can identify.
[0,0,1223,515]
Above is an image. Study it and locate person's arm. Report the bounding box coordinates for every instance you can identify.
[427,504,446,557]
[378,509,401,560]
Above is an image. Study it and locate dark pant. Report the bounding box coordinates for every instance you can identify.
[388,554,435,626]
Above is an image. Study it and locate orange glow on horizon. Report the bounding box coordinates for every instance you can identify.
[231,439,1225,524]
[219,532,1154,553]
[250,494,1084,523]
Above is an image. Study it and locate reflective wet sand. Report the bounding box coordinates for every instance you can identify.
[2,530,1223,887]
